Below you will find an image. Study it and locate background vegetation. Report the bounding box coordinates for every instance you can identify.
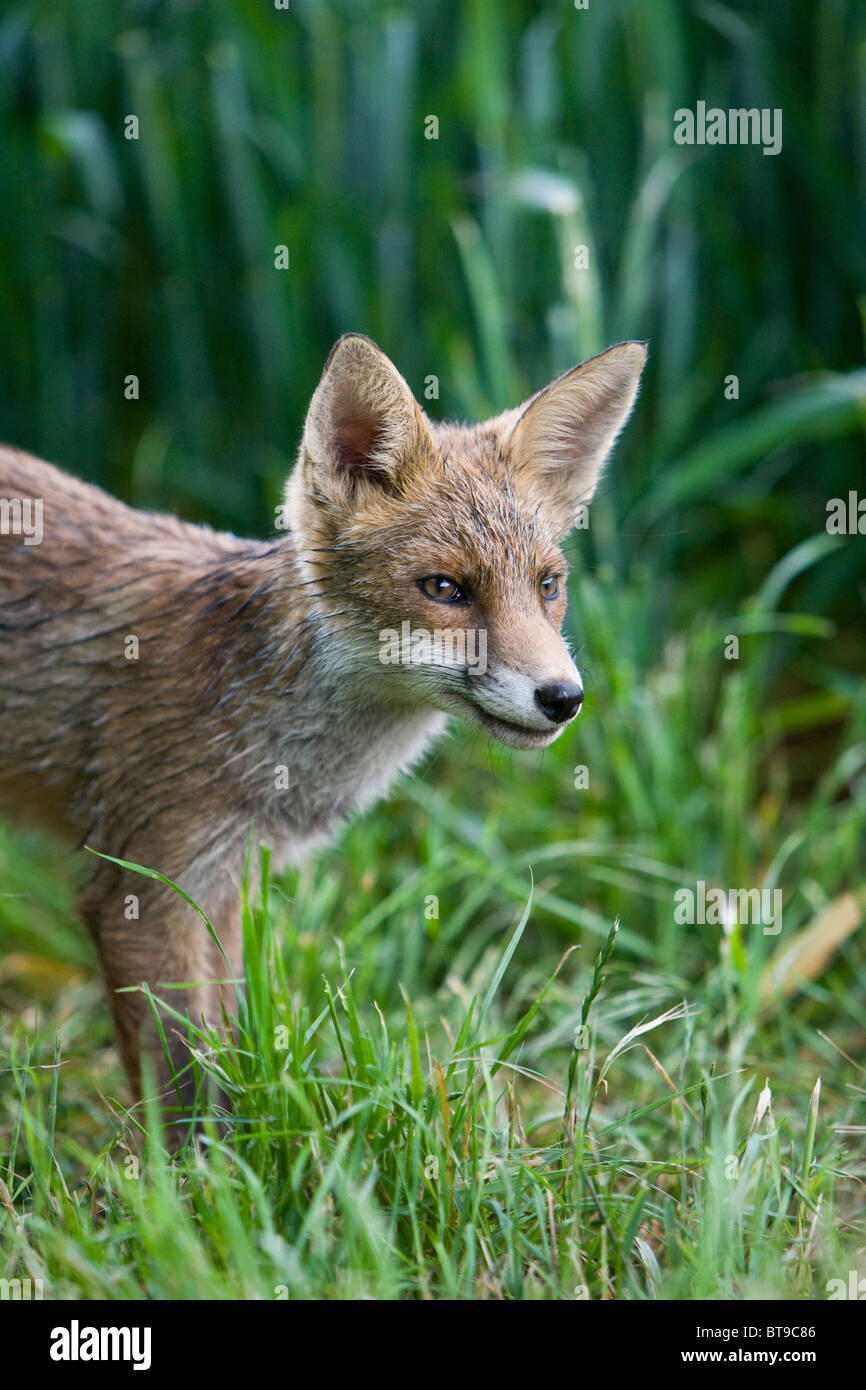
[1,0,864,1299]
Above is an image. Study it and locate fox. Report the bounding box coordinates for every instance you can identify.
[0,333,645,1134]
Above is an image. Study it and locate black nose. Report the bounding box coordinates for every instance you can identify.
[534,682,584,724]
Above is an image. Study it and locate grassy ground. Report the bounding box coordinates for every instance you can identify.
[2,556,864,1299]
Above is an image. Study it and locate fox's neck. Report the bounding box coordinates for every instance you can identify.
[0,456,447,877]
[202,538,447,861]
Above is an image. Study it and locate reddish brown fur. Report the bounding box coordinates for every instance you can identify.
[0,334,645,1138]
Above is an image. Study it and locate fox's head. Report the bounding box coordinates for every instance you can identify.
[286,334,646,749]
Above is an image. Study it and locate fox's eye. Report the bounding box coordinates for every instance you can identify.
[418,575,466,604]
[540,575,560,601]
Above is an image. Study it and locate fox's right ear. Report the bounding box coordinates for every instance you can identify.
[298,335,432,506]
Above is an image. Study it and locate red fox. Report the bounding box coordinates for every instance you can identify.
[0,333,645,1131]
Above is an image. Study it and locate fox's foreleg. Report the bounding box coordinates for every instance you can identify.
[79,862,243,1144]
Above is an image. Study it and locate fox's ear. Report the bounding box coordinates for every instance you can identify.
[300,334,431,500]
[505,341,647,531]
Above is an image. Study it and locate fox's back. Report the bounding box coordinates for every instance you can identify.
[0,448,273,846]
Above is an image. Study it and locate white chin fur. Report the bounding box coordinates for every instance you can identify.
[470,706,565,749]
[466,667,578,744]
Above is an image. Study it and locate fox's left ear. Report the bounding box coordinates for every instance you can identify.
[504,341,647,532]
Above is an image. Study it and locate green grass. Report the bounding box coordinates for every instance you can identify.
[2,557,864,1299]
